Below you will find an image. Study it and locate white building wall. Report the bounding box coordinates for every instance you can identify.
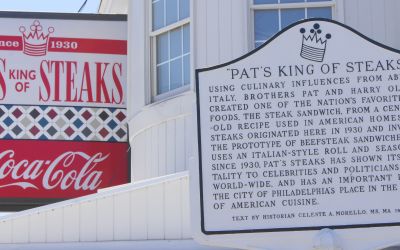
[342,0,400,49]
[194,0,249,68]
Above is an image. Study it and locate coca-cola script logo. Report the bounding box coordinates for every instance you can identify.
[0,150,107,191]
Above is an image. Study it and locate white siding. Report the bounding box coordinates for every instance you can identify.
[113,193,131,240]
[130,188,147,240]
[97,196,114,241]
[46,209,63,242]
[98,0,128,14]
[63,205,80,242]
[29,213,46,243]
[343,0,400,49]
[79,201,97,242]
[12,217,29,243]
[0,220,12,243]
[194,0,248,68]
[0,172,190,244]
[128,92,194,182]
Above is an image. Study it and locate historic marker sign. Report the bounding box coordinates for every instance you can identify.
[0,12,128,209]
[195,18,400,240]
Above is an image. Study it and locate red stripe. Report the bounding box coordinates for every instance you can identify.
[48,37,127,55]
[0,36,23,51]
[0,35,127,55]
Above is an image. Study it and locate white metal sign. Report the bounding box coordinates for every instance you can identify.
[193,18,400,249]
[0,14,126,108]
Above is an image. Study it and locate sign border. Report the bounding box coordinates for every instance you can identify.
[0,11,126,21]
[195,18,400,235]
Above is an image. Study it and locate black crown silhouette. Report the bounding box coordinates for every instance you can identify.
[300,23,331,62]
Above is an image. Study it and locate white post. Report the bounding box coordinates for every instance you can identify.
[313,228,342,250]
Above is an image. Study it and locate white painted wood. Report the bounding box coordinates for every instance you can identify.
[0,172,190,244]
[158,122,167,176]
[184,115,193,168]
[150,126,159,178]
[164,180,182,239]
[79,201,97,242]
[98,0,128,14]
[128,0,148,118]
[218,0,232,64]
[166,119,176,175]
[0,220,12,243]
[384,0,400,49]
[46,209,63,243]
[63,205,80,242]
[129,92,194,139]
[145,128,152,179]
[147,185,165,239]
[97,196,114,241]
[132,131,147,181]
[335,0,345,22]
[232,0,249,58]
[114,192,131,240]
[355,0,372,36]
[181,177,191,239]
[175,117,185,172]
[194,0,207,68]
[29,212,46,243]
[12,217,29,243]
[130,188,148,240]
[206,0,220,66]
[370,0,386,44]
[341,0,400,50]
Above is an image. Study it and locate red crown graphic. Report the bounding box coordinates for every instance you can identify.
[19,20,54,56]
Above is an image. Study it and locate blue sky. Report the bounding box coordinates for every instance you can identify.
[0,0,100,13]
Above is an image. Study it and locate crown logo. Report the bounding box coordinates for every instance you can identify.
[300,23,331,62]
[19,20,54,56]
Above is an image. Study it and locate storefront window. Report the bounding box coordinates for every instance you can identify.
[151,0,190,98]
[253,0,334,48]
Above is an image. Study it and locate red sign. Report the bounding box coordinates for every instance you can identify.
[0,140,128,199]
[0,13,128,208]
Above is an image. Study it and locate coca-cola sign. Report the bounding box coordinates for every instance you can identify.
[0,140,128,199]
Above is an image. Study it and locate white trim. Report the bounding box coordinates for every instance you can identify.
[149,0,192,102]
[146,0,153,106]
[157,52,190,67]
[150,18,190,37]
[251,1,335,10]
[247,0,255,52]
[152,84,191,103]
[335,0,345,22]
[250,0,337,49]
[189,0,195,92]
[168,29,171,91]
[181,25,184,84]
